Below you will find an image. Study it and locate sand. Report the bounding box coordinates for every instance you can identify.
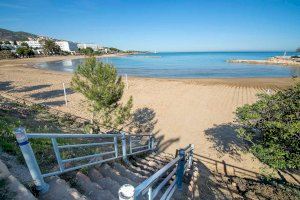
[0,56,299,184]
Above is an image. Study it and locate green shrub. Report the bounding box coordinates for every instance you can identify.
[16,46,35,58]
[0,117,20,155]
[236,83,300,170]
[71,57,133,131]
[0,50,16,59]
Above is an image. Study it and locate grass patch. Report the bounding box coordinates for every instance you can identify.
[0,95,115,173]
[0,95,89,171]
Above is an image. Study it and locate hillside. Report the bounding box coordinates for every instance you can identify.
[0,28,38,41]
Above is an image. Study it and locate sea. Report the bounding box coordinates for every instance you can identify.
[37,52,300,78]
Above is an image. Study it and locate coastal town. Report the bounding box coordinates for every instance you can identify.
[0,28,142,59]
[0,38,122,58]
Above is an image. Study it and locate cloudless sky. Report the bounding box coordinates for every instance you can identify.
[0,0,299,51]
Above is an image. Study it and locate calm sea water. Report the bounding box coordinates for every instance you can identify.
[38,52,300,78]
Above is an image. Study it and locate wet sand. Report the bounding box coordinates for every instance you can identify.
[0,56,299,183]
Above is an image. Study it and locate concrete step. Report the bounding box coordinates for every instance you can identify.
[139,156,170,168]
[87,168,121,198]
[110,162,146,183]
[0,158,36,200]
[129,159,157,175]
[132,157,164,172]
[124,160,153,177]
[75,171,116,200]
[148,153,174,163]
[96,163,137,187]
[5,175,37,200]
[41,176,87,200]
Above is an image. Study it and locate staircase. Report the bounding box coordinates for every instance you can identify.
[14,128,196,200]
[38,152,195,200]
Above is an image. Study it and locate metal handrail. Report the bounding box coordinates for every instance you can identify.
[27,133,122,138]
[118,144,194,200]
[134,156,181,197]
[14,127,156,194]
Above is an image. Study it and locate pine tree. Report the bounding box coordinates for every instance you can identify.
[71,57,133,132]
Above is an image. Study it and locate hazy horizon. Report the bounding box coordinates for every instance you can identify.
[0,0,299,52]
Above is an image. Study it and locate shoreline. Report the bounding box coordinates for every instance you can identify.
[1,55,298,83]
[0,53,130,64]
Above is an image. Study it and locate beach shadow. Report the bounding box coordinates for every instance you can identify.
[204,123,248,161]
[155,133,180,154]
[191,159,233,200]
[30,88,74,100]
[191,154,300,199]
[128,107,179,153]
[194,153,260,179]
[13,84,52,93]
[39,100,66,107]
[0,81,14,91]
[129,107,158,134]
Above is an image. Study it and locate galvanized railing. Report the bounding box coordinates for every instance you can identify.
[119,144,194,200]
[14,127,155,193]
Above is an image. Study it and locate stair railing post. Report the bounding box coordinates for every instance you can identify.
[114,135,119,158]
[150,135,155,151]
[118,184,135,200]
[188,144,194,168]
[121,132,128,161]
[148,186,153,200]
[129,135,132,154]
[148,135,151,150]
[176,149,185,191]
[14,127,49,193]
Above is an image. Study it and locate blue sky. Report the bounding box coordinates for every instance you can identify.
[0,0,299,51]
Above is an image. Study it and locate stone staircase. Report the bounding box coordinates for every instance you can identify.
[39,152,196,200]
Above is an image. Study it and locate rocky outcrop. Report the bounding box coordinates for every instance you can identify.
[227,56,300,67]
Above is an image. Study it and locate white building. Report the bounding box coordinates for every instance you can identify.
[24,40,42,49]
[55,41,78,52]
[77,43,103,51]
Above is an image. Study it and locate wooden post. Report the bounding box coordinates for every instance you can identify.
[62,83,68,106]
[125,74,128,89]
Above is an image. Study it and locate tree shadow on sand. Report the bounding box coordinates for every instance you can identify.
[38,100,66,107]
[13,84,52,93]
[128,107,179,154]
[0,81,15,91]
[204,123,248,161]
[30,88,74,100]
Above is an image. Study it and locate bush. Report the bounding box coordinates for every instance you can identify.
[43,40,61,55]
[236,83,300,170]
[16,46,35,58]
[71,57,133,131]
[0,50,16,59]
[0,116,20,155]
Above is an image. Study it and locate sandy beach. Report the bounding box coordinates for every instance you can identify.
[0,56,299,183]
